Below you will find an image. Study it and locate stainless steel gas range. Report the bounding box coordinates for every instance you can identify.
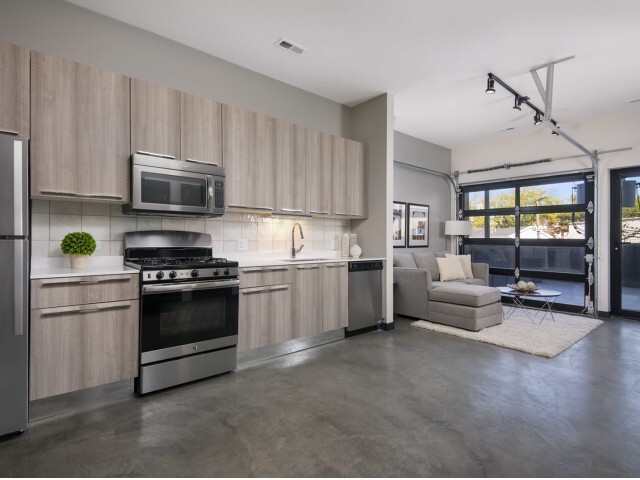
[124,231,239,394]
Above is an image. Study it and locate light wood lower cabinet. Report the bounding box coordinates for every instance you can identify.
[31,274,139,309]
[322,263,349,330]
[238,284,292,352]
[30,300,139,400]
[239,265,291,288]
[293,264,323,338]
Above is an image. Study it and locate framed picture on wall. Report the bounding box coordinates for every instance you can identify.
[392,201,407,247]
[407,203,429,248]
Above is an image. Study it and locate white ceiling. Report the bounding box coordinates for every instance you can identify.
[67,0,640,149]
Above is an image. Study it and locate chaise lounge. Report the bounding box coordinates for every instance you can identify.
[394,252,503,331]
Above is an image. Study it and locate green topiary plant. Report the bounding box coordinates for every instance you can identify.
[60,232,97,256]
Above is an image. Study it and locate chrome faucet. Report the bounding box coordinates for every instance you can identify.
[291,223,305,258]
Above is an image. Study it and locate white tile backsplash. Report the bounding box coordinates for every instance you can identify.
[49,214,82,241]
[31,201,351,258]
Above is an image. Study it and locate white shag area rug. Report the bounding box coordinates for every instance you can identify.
[411,308,603,358]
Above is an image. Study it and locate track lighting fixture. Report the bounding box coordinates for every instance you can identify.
[513,96,528,111]
[485,76,495,94]
[533,112,542,126]
[551,119,559,135]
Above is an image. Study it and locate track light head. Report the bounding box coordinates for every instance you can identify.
[513,96,521,110]
[551,119,559,135]
[486,76,495,94]
[533,112,542,126]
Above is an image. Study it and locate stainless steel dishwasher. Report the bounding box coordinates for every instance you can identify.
[348,260,383,333]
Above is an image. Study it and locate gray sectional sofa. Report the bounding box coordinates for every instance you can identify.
[394,252,503,331]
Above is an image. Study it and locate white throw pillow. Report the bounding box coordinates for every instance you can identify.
[445,253,474,279]
[436,257,466,281]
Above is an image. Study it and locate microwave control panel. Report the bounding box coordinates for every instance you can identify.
[214,180,224,208]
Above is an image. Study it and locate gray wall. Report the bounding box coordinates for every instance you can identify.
[0,0,350,137]
[350,94,394,323]
[393,131,452,253]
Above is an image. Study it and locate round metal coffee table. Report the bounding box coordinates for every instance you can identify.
[498,286,562,324]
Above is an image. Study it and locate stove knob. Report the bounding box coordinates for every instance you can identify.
[224,268,230,276]
[213,269,220,276]
[169,270,177,279]
[191,269,199,278]
[156,271,164,280]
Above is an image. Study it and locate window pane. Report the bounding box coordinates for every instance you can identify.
[519,212,586,239]
[469,216,485,238]
[489,274,513,288]
[489,188,515,208]
[465,244,515,268]
[490,215,515,238]
[519,276,585,307]
[467,191,485,210]
[521,181,585,207]
[520,246,584,274]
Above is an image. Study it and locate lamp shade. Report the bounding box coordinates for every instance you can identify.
[445,220,471,236]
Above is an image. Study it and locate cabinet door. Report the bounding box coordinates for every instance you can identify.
[30,300,139,400]
[222,104,275,212]
[131,78,180,159]
[293,264,323,338]
[305,129,331,216]
[31,52,130,201]
[332,136,366,218]
[322,263,348,330]
[275,119,306,214]
[238,284,291,352]
[180,92,223,167]
[0,41,29,137]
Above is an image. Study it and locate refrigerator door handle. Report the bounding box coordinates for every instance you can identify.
[14,241,24,336]
[13,140,24,236]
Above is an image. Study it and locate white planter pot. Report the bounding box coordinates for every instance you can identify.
[70,255,88,269]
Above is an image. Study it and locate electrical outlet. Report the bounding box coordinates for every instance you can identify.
[238,239,248,251]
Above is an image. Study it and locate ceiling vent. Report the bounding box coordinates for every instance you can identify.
[275,37,306,55]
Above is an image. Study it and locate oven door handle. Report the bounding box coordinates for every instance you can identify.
[142,279,240,295]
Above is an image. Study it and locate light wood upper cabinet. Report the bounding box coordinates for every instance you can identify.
[0,41,29,138]
[293,264,323,338]
[180,92,223,166]
[275,119,306,214]
[305,129,332,216]
[223,104,275,212]
[322,263,348,331]
[332,136,366,218]
[31,52,130,201]
[131,78,180,159]
[238,284,292,352]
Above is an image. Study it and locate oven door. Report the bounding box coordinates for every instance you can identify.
[140,279,239,364]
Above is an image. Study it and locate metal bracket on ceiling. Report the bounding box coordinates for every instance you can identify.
[529,55,575,121]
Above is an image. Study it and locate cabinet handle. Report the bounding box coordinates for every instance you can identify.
[242,266,289,272]
[267,267,289,271]
[186,158,219,166]
[0,128,19,136]
[40,302,131,316]
[325,263,346,268]
[334,212,353,216]
[241,287,272,295]
[280,208,303,213]
[296,265,320,270]
[136,150,176,160]
[268,285,289,292]
[228,204,273,211]
[40,277,132,286]
[39,190,123,200]
[309,210,330,215]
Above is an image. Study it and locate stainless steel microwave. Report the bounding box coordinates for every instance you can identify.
[123,153,225,217]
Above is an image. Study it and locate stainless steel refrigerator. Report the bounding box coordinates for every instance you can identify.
[0,133,29,436]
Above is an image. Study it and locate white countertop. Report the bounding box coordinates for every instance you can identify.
[30,253,386,278]
[30,256,137,279]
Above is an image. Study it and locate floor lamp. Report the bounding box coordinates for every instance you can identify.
[445,220,471,255]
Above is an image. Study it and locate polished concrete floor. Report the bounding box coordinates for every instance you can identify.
[2,316,640,477]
